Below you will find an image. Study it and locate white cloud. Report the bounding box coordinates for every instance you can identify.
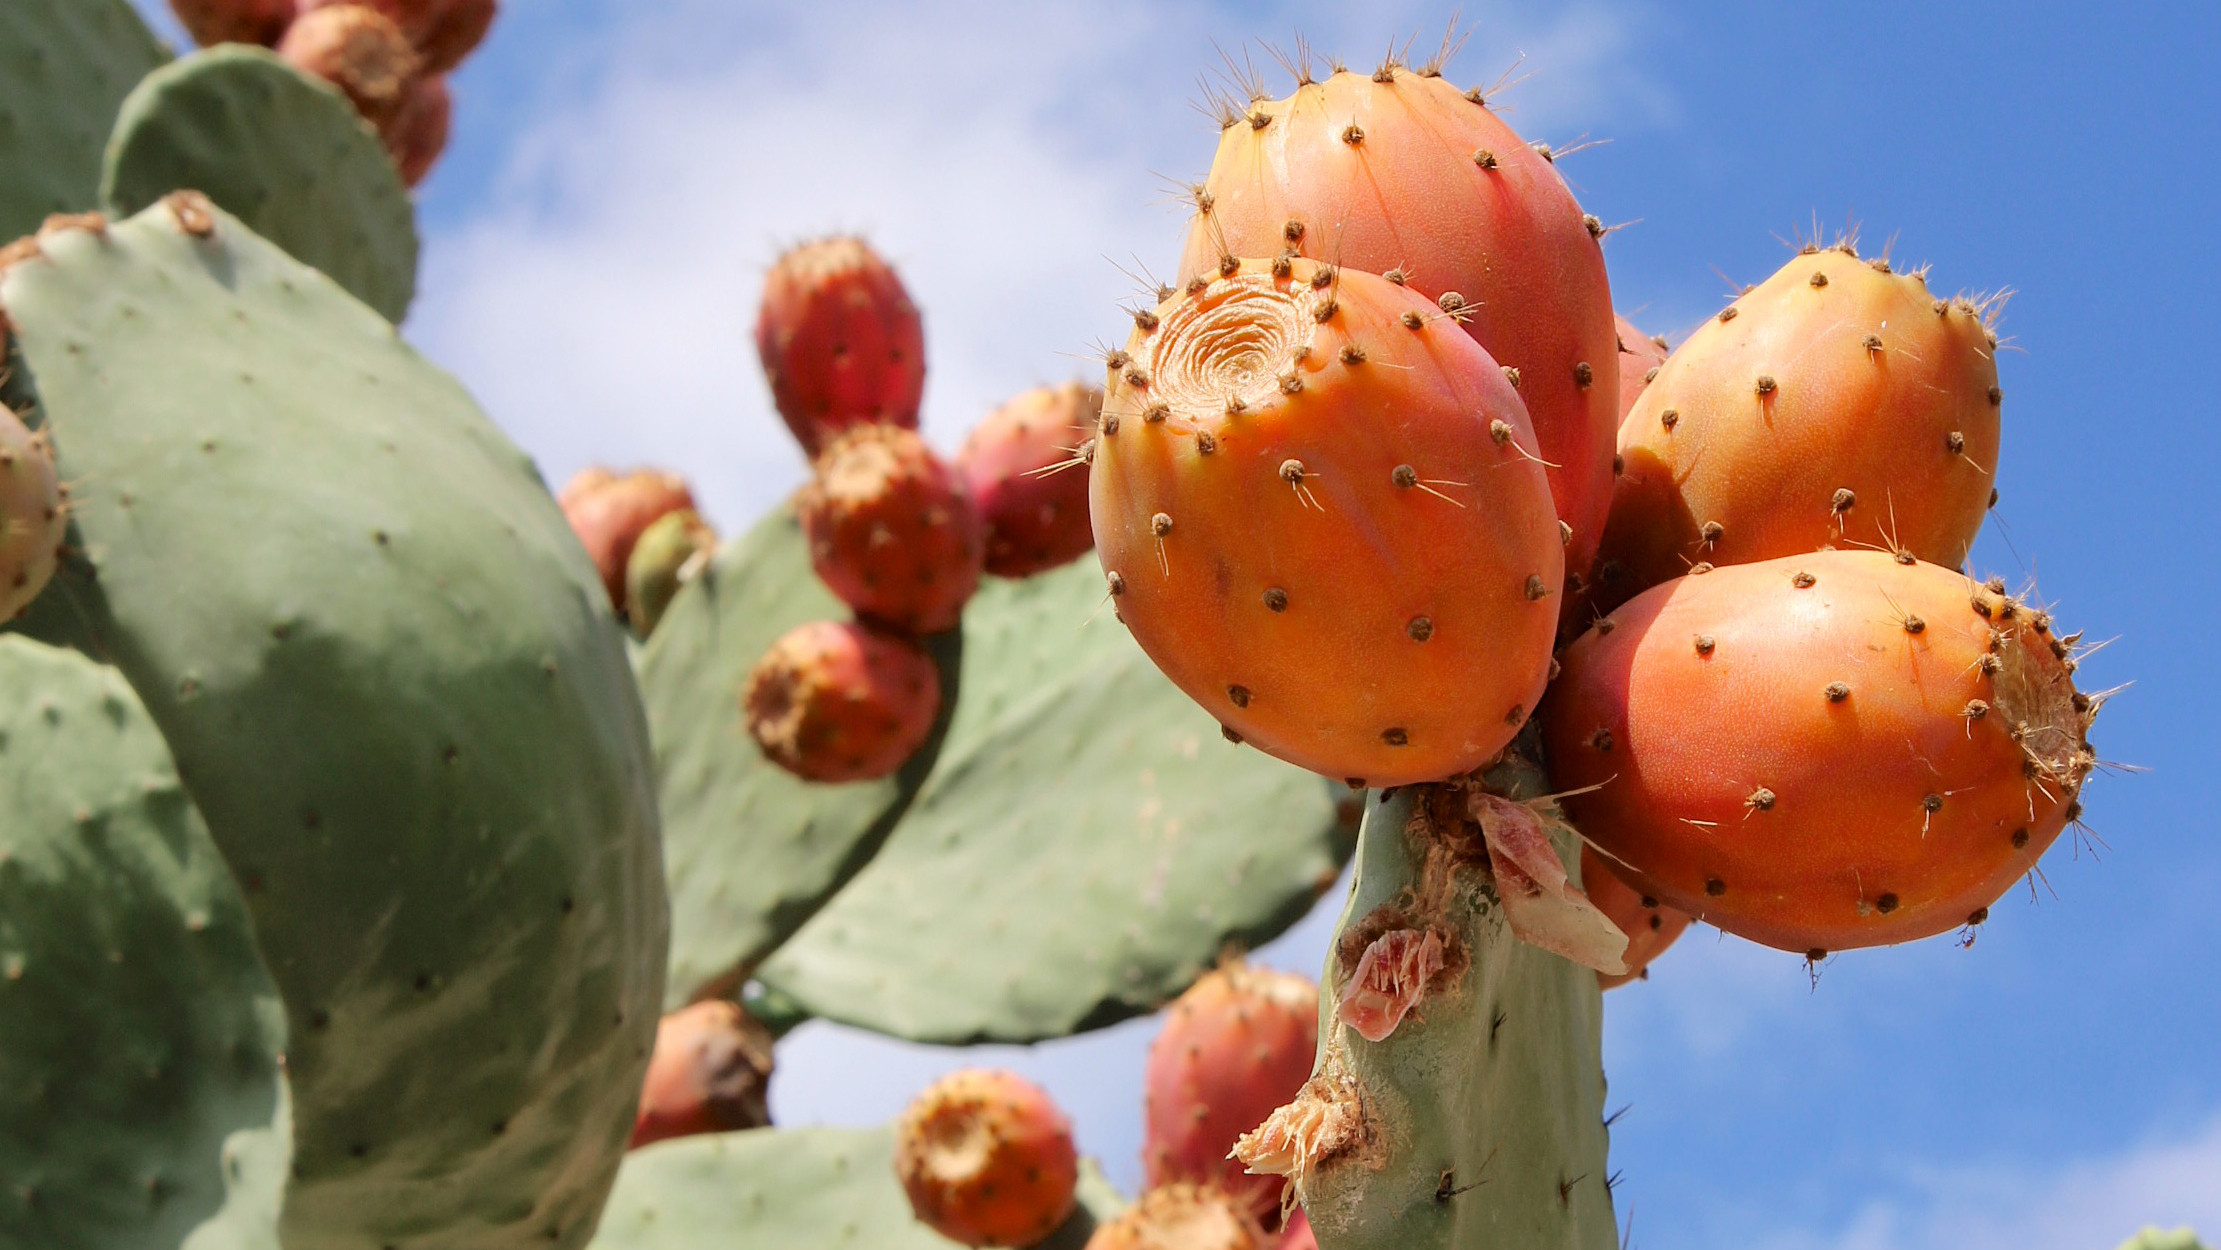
[1751,1119,2221,1250]
[405,0,1668,533]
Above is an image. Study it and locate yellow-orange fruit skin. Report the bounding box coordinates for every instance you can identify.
[1543,552,2090,953]
[1084,1183,1263,1250]
[1176,70,1617,594]
[894,1069,1079,1249]
[1583,845,1691,990]
[1595,249,1999,610]
[1613,314,1668,424]
[1090,259,1563,788]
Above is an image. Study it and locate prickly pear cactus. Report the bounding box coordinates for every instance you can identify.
[102,46,420,322]
[1255,760,1617,1250]
[754,551,1349,1043]
[590,1127,1123,1250]
[638,506,961,1007]
[0,0,168,240]
[0,635,289,1250]
[2,200,664,1250]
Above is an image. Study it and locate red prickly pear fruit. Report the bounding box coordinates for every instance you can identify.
[1142,960,1316,1228]
[1175,66,1618,596]
[1613,315,1668,423]
[1582,845,1691,989]
[1085,1183,1263,1250]
[628,1000,774,1149]
[1543,551,2097,953]
[1276,1206,1317,1250]
[1090,257,1563,788]
[893,1069,1079,1249]
[755,236,926,457]
[383,74,452,188]
[277,4,421,130]
[624,508,717,640]
[167,0,294,46]
[298,0,498,75]
[1594,245,2002,612]
[743,619,941,784]
[557,467,695,616]
[0,411,66,621]
[800,424,985,634]
[957,381,1103,578]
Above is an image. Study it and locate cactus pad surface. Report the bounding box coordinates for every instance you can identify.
[0,0,167,241]
[102,46,419,322]
[756,554,1349,1043]
[2,201,665,1250]
[590,1127,1120,1250]
[638,505,962,1007]
[0,635,289,1250]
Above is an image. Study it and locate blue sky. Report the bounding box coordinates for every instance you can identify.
[129,1,2221,1245]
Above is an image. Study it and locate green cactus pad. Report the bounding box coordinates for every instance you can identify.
[102,46,419,322]
[755,556,1350,1043]
[1293,762,1616,1250]
[0,0,168,241]
[590,1126,1121,1250]
[2,202,664,1250]
[0,635,289,1250]
[637,505,961,1008]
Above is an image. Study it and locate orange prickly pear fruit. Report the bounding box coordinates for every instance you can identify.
[276,4,421,130]
[800,424,986,634]
[1594,242,2002,611]
[1582,845,1691,989]
[1613,314,1668,423]
[1090,257,1562,788]
[168,0,295,47]
[384,74,453,187]
[1176,59,1618,596]
[742,619,941,784]
[894,1069,1079,1249]
[299,0,498,75]
[557,466,695,616]
[1084,1183,1264,1250]
[1143,959,1316,1228]
[628,1000,774,1149]
[957,381,1102,578]
[1543,551,2098,954]
[755,236,926,457]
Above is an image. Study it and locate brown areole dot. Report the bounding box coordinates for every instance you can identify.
[1694,634,1716,655]
[1338,343,1366,364]
[1144,402,1170,423]
[1584,214,1606,239]
[1824,682,1850,703]
[1473,148,1498,169]
[1401,309,1426,329]
[1524,574,1549,601]
[1280,459,1306,484]
[1222,724,1243,743]
[1504,703,1525,725]
[1904,615,1925,635]
[1151,513,1172,537]
[1106,571,1126,596]
[1489,419,1514,446]
[1660,408,1680,430]
[1967,907,1989,924]
[1590,728,1613,751]
[1573,361,1595,387]
[1964,699,1989,720]
[1314,300,1340,323]
[1810,272,1829,287]
[1195,431,1217,454]
[1792,571,1816,588]
[1755,374,1777,396]
[1102,414,1121,436]
[1988,385,2003,406]
[1747,787,1777,811]
[1502,365,1522,389]
[1228,684,1251,707]
[1284,219,1305,244]
[1699,520,1723,546]
[1341,123,1364,144]
[2011,828,2030,848]
[1688,562,1714,575]
[1832,488,1857,513]
[1381,727,1408,746]
[1392,465,1418,488]
[1408,616,1433,641]
[1279,373,1303,394]
[1705,877,1727,897]
[1309,266,1336,289]
[1263,587,1288,612]
[1133,309,1159,331]
[1718,307,1739,322]
[1946,431,1966,454]
[1922,793,1944,813]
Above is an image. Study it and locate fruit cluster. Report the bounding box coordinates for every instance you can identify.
[166,0,498,185]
